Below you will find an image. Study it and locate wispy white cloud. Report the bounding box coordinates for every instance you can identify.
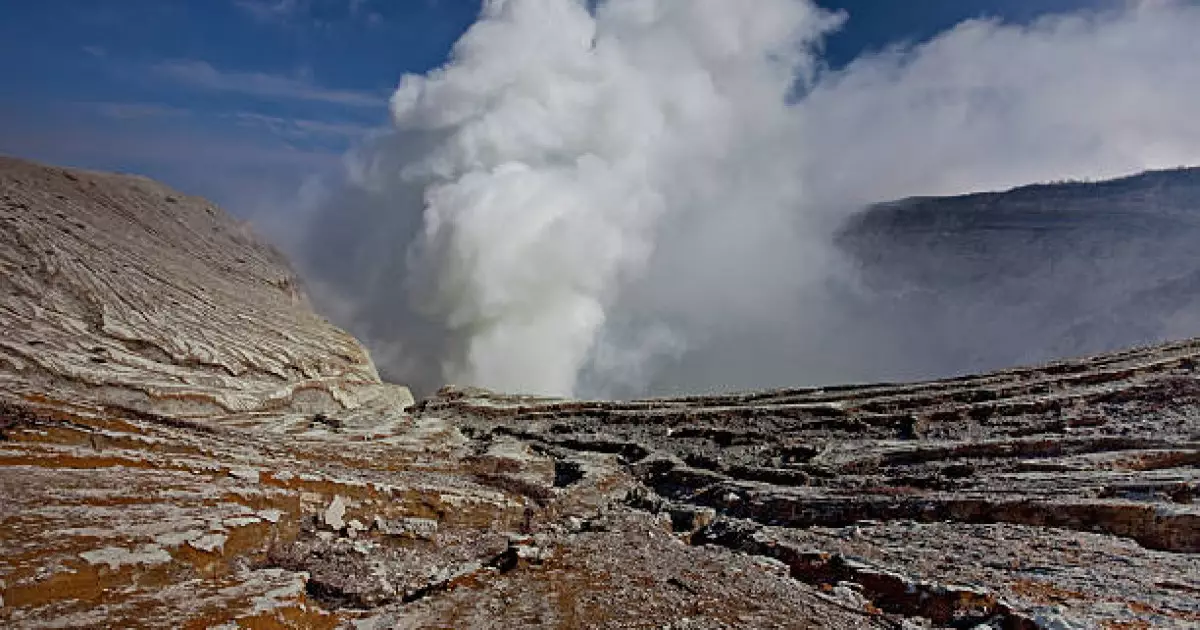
[231,112,375,139]
[152,59,384,107]
[0,111,336,174]
[348,0,385,25]
[233,0,302,23]
[81,45,107,58]
[234,0,385,27]
[89,102,192,120]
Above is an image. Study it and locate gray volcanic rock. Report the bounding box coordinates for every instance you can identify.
[0,158,1196,629]
[427,341,1200,628]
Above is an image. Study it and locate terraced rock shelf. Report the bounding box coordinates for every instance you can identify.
[0,157,1196,628]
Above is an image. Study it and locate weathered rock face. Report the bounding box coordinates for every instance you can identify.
[0,158,1197,629]
[0,157,408,421]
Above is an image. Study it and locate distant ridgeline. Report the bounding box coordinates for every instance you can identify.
[837,166,1200,379]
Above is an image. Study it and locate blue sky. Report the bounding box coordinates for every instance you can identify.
[0,0,1103,215]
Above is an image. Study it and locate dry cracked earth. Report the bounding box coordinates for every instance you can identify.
[0,156,1196,629]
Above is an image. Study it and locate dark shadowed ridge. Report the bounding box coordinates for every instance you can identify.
[836,165,1200,382]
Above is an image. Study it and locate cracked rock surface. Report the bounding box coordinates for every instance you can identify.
[0,158,1197,628]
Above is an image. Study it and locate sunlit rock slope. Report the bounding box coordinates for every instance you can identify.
[0,156,411,423]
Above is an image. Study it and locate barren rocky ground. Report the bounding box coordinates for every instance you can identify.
[0,157,1196,628]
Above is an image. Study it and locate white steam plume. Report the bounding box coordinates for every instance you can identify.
[293,0,1200,398]
[381,0,840,395]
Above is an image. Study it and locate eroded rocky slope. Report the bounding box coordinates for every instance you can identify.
[0,158,1196,628]
[0,156,408,420]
